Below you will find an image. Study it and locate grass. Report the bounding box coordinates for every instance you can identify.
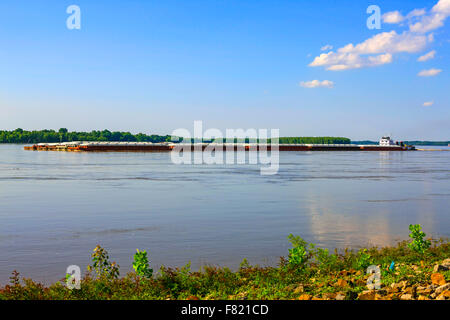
[0,225,449,300]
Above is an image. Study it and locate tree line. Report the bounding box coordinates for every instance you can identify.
[0,129,352,145]
[0,129,173,144]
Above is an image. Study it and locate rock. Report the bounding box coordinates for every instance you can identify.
[336,279,347,287]
[236,292,248,300]
[402,286,416,296]
[431,273,446,286]
[434,283,450,295]
[376,289,387,295]
[358,290,376,300]
[386,293,398,300]
[298,294,311,300]
[335,293,345,300]
[400,294,414,300]
[293,285,304,294]
[416,287,432,296]
[390,281,407,291]
[433,260,450,272]
[427,284,438,290]
[322,292,337,300]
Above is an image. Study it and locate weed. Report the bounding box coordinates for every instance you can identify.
[408,224,431,254]
[132,249,153,278]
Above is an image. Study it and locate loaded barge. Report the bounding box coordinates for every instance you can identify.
[24,137,415,152]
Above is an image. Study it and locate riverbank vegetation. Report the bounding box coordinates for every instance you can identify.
[0,129,352,145]
[0,225,448,300]
[0,128,173,144]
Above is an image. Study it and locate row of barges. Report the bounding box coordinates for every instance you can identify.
[23,141,415,152]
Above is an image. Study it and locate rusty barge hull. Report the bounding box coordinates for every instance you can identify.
[24,143,415,152]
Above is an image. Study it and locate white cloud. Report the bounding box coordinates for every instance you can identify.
[309,31,428,71]
[299,80,334,88]
[407,8,427,19]
[309,0,447,71]
[418,68,442,76]
[417,50,436,61]
[423,101,434,106]
[383,11,405,24]
[409,0,450,33]
[320,44,333,51]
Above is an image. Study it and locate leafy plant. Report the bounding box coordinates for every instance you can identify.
[287,234,309,268]
[132,249,153,278]
[353,249,372,270]
[87,245,120,279]
[408,224,431,254]
[311,245,339,271]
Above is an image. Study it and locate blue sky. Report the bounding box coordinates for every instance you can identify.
[0,0,449,140]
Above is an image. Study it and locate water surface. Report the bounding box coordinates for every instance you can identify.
[0,144,449,284]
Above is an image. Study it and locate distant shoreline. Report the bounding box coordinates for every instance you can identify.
[1,129,448,145]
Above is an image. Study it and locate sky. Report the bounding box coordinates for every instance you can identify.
[0,0,449,140]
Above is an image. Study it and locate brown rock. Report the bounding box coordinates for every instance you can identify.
[390,281,407,292]
[336,279,348,287]
[433,259,450,273]
[298,294,311,300]
[293,285,304,294]
[403,286,416,296]
[323,292,337,300]
[236,292,248,300]
[386,293,398,300]
[431,273,446,286]
[335,293,345,300]
[434,283,450,295]
[358,290,376,300]
[416,287,432,296]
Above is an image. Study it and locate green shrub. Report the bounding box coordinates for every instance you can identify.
[408,224,431,254]
[287,234,309,268]
[353,249,372,270]
[87,245,120,280]
[132,249,153,278]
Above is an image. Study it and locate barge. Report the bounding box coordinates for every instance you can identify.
[23,137,415,152]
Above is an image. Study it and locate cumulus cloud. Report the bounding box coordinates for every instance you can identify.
[417,50,436,61]
[309,31,428,71]
[382,11,405,24]
[299,80,334,88]
[309,0,447,71]
[423,101,434,106]
[418,68,442,76]
[409,0,450,33]
[320,44,333,51]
